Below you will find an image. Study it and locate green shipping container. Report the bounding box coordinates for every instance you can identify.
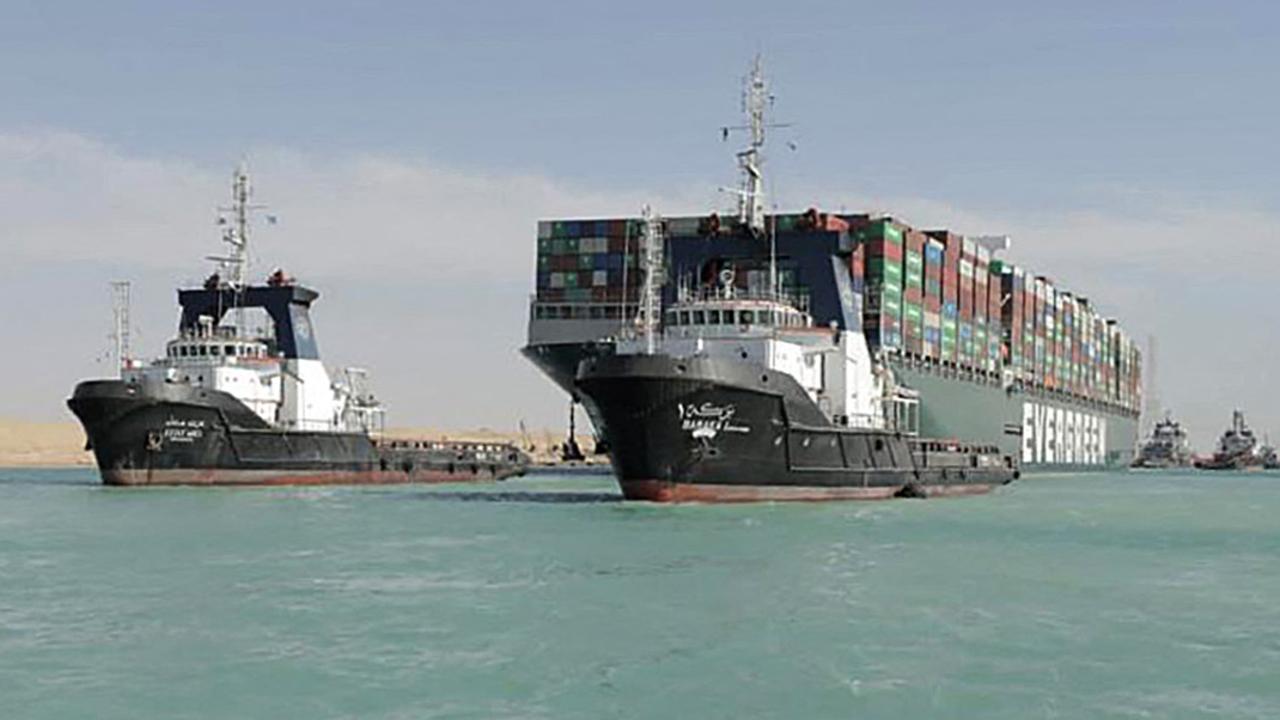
[869,282,902,298]
[904,303,923,329]
[538,238,553,254]
[866,257,904,282]
[856,219,904,244]
[578,254,593,270]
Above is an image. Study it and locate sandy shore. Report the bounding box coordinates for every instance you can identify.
[0,419,94,467]
[0,418,605,468]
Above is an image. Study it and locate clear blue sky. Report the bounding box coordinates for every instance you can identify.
[3,1,1277,444]
[4,1,1275,206]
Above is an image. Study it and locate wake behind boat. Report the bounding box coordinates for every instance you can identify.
[68,167,528,486]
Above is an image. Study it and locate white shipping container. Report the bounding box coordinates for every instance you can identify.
[537,221,552,240]
[550,272,565,289]
[592,270,608,287]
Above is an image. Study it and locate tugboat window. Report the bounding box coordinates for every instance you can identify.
[708,310,720,324]
[739,310,753,325]
[225,345,236,356]
[692,310,705,325]
[198,346,207,356]
[679,311,690,326]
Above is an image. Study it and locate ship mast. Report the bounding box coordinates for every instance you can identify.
[636,205,665,355]
[733,55,772,236]
[213,165,254,290]
[109,280,131,376]
[210,164,271,335]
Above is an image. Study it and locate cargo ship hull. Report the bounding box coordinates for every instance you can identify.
[576,354,1015,502]
[889,359,1139,469]
[68,380,527,486]
[526,340,1137,472]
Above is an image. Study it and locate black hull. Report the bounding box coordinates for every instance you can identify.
[575,354,1017,502]
[67,380,527,486]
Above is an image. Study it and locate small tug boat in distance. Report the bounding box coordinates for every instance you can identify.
[573,210,1018,502]
[68,167,528,486]
[1195,410,1263,471]
[1130,414,1193,469]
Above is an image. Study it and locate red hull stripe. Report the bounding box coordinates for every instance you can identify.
[619,479,997,503]
[101,468,509,487]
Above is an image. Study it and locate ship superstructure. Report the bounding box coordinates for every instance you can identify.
[524,58,1142,470]
[69,167,527,486]
[1196,410,1263,471]
[1130,415,1192,469]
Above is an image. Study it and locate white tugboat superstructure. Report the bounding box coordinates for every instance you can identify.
[68,167,527,486]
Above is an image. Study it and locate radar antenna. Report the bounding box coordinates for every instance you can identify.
[720,55,790,236]
[209,165,262,288]
[636,205,666,355]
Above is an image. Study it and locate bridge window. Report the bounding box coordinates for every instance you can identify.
[210,345,220,356]
[666,311,677,326]
[679,311,689,326]
[722,310,734,326]
[198,346,207,357]
[225,344,236,356]
[738,310,754,325]
[708,310,720,324]
[692,310,705,325]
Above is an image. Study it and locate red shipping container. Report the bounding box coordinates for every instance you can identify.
[866,238,904,260]
[850,243,865,285]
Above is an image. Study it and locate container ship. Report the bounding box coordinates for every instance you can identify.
[574,208,1018,501]
[524,58,1141,472]
[69,167,528,486]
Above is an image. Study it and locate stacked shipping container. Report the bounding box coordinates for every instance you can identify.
[531,212,1142,415]
[535,219,641,314]
[850,217,1141,413]
[855,219,905,350]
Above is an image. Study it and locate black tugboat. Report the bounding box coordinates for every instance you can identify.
[1195,410,1264,471]
[573,212,1018,502]
[68,167,528,486]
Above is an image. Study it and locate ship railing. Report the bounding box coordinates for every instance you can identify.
[674,285,810,312]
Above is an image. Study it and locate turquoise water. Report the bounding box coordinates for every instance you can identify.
[1,469,1278,719]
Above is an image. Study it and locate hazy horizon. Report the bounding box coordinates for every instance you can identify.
[3,2,1277,449]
